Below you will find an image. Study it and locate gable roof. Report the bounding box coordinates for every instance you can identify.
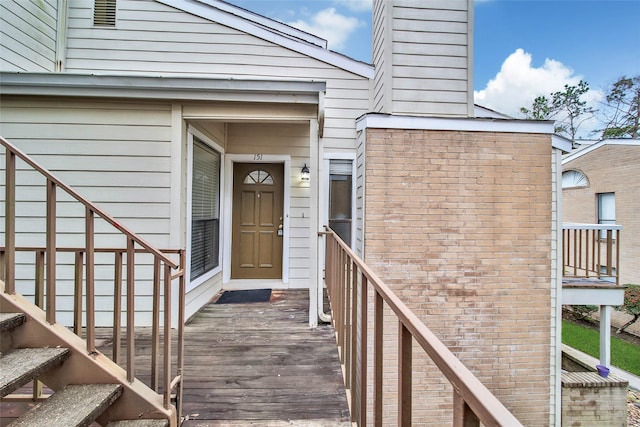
[562,139,640,164]
[156,0,374,78]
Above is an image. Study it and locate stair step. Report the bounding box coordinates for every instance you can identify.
[107,420,170,427]
[10,383,123,427]
[0,313,26,332]
[0,347,71,398]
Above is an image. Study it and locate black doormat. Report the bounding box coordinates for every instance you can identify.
[215,289,272,304]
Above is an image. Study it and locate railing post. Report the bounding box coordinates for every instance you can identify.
[344,260,352,387]
[113,251,123,364]
[350,262,358,424]
[176,249,186,421]
[453,388,480,427]
[615,230,620,286]
[35,251,45,308]
[585,229,590,278]
[398,321,412,427]
[359,273,367,427]
[86,209,95,352]
[151,257,161,391]
[4,150,16,294]
[606,229,613,277]
[373,291,383,427]
[163,264,172,408]
[74,251,84,336]
[126,238,135,383]
[46,179,56,324]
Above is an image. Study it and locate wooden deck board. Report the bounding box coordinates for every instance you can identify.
[178,289,349,424]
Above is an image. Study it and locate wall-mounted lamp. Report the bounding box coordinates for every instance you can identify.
[300,163,310,181]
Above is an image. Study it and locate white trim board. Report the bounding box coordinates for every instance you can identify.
[356,113,572,151]
[356,113,555,134]
[0,72,326,104]
[562,139,640,164]
[186,127,225,293]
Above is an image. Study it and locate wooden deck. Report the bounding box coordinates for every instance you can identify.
[176,289,350,426]
[1,290,350,426]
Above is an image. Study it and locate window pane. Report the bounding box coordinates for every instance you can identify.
[598,193,615,222]
[191,138,221,279]
[329,159,353,246]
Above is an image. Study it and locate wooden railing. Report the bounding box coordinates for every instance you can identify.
[562,223,621,285]
[1,136,185,417]
[321,228,522,427]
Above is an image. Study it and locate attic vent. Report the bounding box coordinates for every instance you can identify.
[94,0,116,27]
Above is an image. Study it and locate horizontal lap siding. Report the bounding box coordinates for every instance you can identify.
[373,0,470,117]
[63,0,369,289]
[65,0,369,156]
[372,0,388,112]
[0,97,173,326]
[0,0,57,71]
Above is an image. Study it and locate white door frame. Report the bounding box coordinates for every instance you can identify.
[223,154,291,285]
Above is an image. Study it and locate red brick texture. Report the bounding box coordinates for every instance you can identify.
[363,129,553,425]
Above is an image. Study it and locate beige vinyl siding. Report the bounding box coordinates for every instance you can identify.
[0,97,173,326]
[372,0,388,113]
[372,0,471,117]
[0,0,57,71]
[65,0,369,155]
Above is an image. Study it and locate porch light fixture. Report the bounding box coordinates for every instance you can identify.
[301,163,310,181]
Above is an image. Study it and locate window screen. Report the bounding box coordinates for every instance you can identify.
[191,139,221,279]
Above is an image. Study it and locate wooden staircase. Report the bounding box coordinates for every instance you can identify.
[0,309,171,427]
[1,137,183,426]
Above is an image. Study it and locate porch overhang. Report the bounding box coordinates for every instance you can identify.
[0,72,326,105]
[562,284,625,306]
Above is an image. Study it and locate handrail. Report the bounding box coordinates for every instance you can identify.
[1,136,185,419]
[1,136,177,269]
[321,227,523,426]
[562,223,621,286]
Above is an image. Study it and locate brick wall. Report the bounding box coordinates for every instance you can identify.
[561,372,627,426]
[363,128,553,425]
[563,144,640,284]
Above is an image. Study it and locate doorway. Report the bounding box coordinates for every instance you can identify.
[231,163,284,279]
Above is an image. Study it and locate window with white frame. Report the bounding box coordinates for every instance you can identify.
[597,192,615,238]
[328,159,353,246]
[562,170,589,189]
[191,138,221,279]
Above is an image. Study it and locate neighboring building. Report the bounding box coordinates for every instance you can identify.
[562,139,640,285]
[1,0,570,425]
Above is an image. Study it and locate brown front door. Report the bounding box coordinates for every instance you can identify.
[231,163,284,279]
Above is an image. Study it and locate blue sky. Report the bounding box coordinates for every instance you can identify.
[226,0,640,126]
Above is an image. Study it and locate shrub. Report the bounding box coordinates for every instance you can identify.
[616,284,640,333]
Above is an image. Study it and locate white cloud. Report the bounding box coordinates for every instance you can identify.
[474,49,604,137]
[287,8,363,50]
[475,49,580,116]
[333,0,372,12]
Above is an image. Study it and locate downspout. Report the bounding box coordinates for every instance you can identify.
[317,92,332,323]
[55,0,68,72]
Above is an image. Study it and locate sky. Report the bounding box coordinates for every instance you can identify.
[226,0,640,137]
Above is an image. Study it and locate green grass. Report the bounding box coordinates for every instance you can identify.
[562,320,640,375]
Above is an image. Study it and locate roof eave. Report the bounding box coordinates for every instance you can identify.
[0,72,327,104]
